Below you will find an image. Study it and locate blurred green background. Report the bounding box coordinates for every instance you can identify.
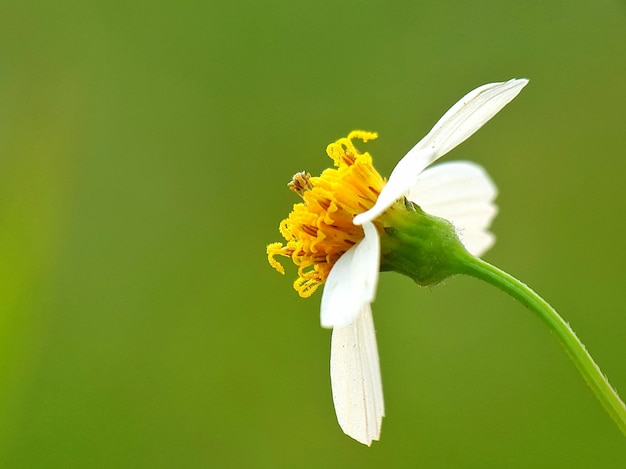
[0,0,625,467]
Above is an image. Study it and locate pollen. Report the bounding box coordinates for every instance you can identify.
[267,131,385,298]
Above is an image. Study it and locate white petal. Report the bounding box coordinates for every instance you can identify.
[407,78,528,163]
[330,305,384,446]
[354,78,527,225]
[353,147,437,226]
[407,161,498,257]
[320,222,380,328]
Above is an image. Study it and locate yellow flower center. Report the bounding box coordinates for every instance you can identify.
[267,131,386,297]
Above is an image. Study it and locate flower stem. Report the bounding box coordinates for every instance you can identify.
[456,253,626,437]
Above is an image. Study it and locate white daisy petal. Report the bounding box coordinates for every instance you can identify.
[409,78,528,161]
[353,147,436,225]
[330,305,384,446]
[407,161,498,257]
[353,78,527,225]
[320,222,380,328]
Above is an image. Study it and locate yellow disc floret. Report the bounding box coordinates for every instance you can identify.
[267,131,385,297]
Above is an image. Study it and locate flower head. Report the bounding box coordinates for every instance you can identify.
[267,79,528,445]
[267,131,384,298]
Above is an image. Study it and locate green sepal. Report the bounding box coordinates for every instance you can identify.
[378,198,468,286]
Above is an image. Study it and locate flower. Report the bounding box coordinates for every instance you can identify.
[267,79,528,445]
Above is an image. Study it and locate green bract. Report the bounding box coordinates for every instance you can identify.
[378,198,467,286]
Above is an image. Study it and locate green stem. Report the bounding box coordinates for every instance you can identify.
[457,253,626,437]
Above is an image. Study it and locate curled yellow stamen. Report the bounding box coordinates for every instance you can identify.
[267,131,385,298]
